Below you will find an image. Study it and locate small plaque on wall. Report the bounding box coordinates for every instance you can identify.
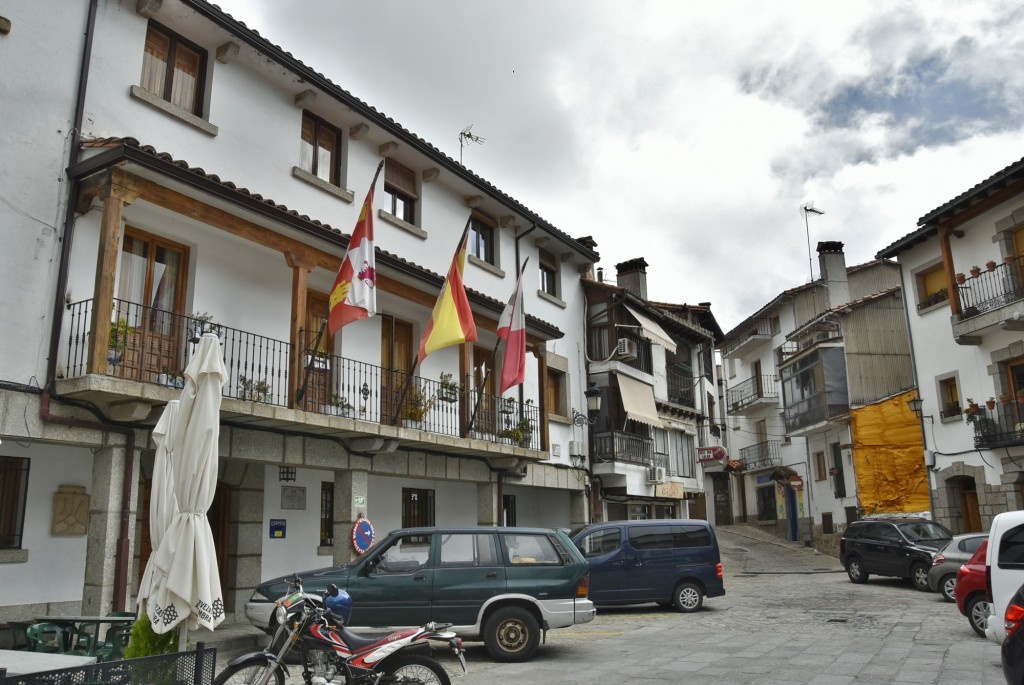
[270,519,286,538]
[281,486,306,510]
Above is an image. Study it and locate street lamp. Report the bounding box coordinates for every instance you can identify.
[573,382,602,426]
[907,396,932,422]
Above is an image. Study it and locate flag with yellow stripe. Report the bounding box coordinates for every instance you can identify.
[417,221,477,363]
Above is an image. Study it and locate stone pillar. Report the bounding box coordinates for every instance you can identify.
[232,463,265,623]
[477,481,500,526]
[82,444,138,615]
[334,470,369,566]
[569,489,588,529]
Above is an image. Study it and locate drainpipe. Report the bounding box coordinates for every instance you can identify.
[38,0,136,612]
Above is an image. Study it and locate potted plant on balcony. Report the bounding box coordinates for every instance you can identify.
[986,397,997,410]
[970,265,982,278]
[987,260,998,272]
[399,385,434,429]
[438,372,461,403]
[1006,254,1018,265]
[187,312,214,343]
[955,272,967,285]
[238,375,270,402]
[157,366,182,387]
[500,396,516,415]
[1001,393,1012,406]
[327,393,353,417]
[108,318,133,364]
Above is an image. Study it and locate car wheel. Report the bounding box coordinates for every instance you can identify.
[846,557,868,584]
[484,606,540,662]
[966,595,992,638]
[672,582,704,612]
[910,562,930,591]
[939,574,957,602]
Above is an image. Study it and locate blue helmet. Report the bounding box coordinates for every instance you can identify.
[324,585,352,624]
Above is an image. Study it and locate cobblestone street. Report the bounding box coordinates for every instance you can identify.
[211,524,1005,684]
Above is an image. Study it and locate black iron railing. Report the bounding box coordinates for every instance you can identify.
[723,316,776,357]
[956,258,1024,320]
[0,642,216,685]
[65,299,541,450]
[776,326,843,365]
[592,430,654,465]
[727,374,778,412]
[666,370,695,407]
[969,403,1024,448]
[739,440,780,470]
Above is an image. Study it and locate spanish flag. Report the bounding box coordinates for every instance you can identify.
[417,220,478,363]
[328,172,379,335]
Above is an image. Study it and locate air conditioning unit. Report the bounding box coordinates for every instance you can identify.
[646,466,666,484]
[569,440,586,458]
[616,337,638,361]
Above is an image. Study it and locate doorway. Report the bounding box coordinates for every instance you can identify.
[300,291,332,412]
[710,472,732,525]
[380,315,413,424]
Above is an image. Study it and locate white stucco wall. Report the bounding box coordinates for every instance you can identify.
[0,442,93,607]
[503,483,572,528]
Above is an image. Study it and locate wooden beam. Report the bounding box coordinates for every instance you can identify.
[286,252,317,406]
[938,226,960,316]
[537,347,548,452]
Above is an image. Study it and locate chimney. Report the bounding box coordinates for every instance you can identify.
[615,258,649,299]
[817,241,849,307]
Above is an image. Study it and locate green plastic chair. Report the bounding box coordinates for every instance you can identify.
[25,622,74,653]
[96,612,136,662]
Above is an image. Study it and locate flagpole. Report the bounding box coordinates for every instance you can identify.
[466,258,528,436]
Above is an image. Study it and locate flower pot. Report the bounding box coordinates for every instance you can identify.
[1001,394,1011,406]
[987,261,998,272]
[188,323,204,344]
[157,373,169,386]
[439,392,458,403]
[955,273,966,284]
[1006,255,1017,265]
[986,399,996,410]
[970,267,982,278]
[401,419,423,431]
[107,348,121,365]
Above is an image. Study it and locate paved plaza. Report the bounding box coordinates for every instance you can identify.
[208,525,1005,684]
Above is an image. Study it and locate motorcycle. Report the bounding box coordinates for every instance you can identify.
[216,575,466,685]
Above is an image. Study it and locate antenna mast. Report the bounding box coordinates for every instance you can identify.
[802,203,825,281]
[458,124,485,165]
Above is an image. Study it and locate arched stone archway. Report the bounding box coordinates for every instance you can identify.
[933,462,986,533]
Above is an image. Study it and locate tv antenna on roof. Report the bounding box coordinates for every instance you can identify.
[802,203,825,281]
[459,124,485,165]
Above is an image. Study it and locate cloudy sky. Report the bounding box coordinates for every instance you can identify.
[213,0,1024,332]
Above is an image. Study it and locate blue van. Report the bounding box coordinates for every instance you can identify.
[571,519,725,612]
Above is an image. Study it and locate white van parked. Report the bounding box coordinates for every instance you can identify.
[984,510,1024,644]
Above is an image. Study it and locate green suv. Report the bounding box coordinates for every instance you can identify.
[245,526,595,662]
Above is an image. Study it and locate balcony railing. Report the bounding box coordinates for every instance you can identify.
[723,317,776,357]
[970,403,1024,449]
[783,392,848,433]
[956,258,1024,321]
[739,440,780,470]
[726,374,778,412]
[666,370,695,407]
[592,430,654,465]
[776,326,843,365]
[588,325,652,374]
[64,298,541,450]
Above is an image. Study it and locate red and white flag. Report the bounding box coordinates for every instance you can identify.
[497,260,528,394]
[328,183,377,334]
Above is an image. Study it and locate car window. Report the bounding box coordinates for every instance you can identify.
[628,524,673,550]
[898,521,950,542]
[372,533,433,574]
[501,533,562,565]
[577,528,622,557]
[998,524,1024,569]
[853,523,878,541]
[439,533,498,567]
[961,536,984,555]
[878,525,902,543]
[673,524,712,548]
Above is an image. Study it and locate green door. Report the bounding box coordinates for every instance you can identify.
[431,532,506,625]
[832,443,846,498]
[346,532,434,627]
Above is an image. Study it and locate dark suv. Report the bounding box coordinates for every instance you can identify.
[839,518,953,591]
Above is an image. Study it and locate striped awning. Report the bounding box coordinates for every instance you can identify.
[616,373,663,428]
[624,304,676,353]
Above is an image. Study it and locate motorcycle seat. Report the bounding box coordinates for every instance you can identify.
[338,626,387,651]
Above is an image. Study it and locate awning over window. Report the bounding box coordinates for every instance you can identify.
[616,373,663,428]
[624,304,676,353]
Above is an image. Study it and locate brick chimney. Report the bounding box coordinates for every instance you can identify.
[817,241,849,307]
[615,258,648,299]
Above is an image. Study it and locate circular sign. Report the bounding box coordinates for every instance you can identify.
[351,517,375,554]
[789,476,804,490]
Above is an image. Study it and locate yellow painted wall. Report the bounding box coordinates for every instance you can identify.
[850,389,930,514]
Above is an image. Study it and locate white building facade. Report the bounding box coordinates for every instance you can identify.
[0,0,598,621]
[877,157,1024,533]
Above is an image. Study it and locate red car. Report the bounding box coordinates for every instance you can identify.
[954,538,991,637]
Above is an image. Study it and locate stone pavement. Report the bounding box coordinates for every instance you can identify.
[196,524,1006,684]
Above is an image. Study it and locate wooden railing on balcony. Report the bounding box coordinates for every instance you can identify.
[739,440,780,470]
[956,258,1024,320]
[587,325,652,374]
[592,430,654,465]
[726,374,778,412]
[64,298,541,449]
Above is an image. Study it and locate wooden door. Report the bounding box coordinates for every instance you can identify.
[473,346,496,433]
[301,291,332,412]
[381,315,413,424]
[207,483,232,601]
[753,360,763,396]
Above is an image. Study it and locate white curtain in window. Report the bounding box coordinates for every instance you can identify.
[118,241,148,328]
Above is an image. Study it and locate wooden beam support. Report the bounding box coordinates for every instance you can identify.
[286,252,318,407]
[938,225,960,316]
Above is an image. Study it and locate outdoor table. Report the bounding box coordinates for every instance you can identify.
[33,615,135,657]
[0,648,96,676]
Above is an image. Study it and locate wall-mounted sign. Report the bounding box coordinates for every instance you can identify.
[281,486,306,510]
[355,496,366,507]
[270,519,286,538]
[789,476,804,490]
[351,517,375,554]
[697,446,726,462]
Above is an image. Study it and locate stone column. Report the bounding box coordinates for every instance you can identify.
[477,480,500,526]
[82,444,138,615]
[334,469,369,566]
[232,463,265,622]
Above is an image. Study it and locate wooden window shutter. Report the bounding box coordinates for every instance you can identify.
[386,160,417,198]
